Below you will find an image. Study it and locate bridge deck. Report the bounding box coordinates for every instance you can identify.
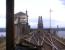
[16,30,65,50]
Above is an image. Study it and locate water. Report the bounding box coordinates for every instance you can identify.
[57,31,65,38]
[0,32,6,37]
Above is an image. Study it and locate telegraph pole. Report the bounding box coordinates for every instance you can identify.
[6,0,15,50]
[49,9,52,33]
[49,9,55,50]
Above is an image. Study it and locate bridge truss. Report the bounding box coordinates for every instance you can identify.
[19,30,65,50]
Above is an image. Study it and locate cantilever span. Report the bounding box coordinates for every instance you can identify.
[25,31,65,50]
[17,30,65,50]
[14,12,65,50]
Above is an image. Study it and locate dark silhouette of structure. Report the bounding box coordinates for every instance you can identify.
[26,10,28,24]
[38,16,43,30]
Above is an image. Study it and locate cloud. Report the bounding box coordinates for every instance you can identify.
[60,0,65,5]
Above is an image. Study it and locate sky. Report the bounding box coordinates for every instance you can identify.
[0,0,65,28]
[0,0,6,28]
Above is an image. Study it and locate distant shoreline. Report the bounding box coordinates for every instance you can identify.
[0,28,6,32]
